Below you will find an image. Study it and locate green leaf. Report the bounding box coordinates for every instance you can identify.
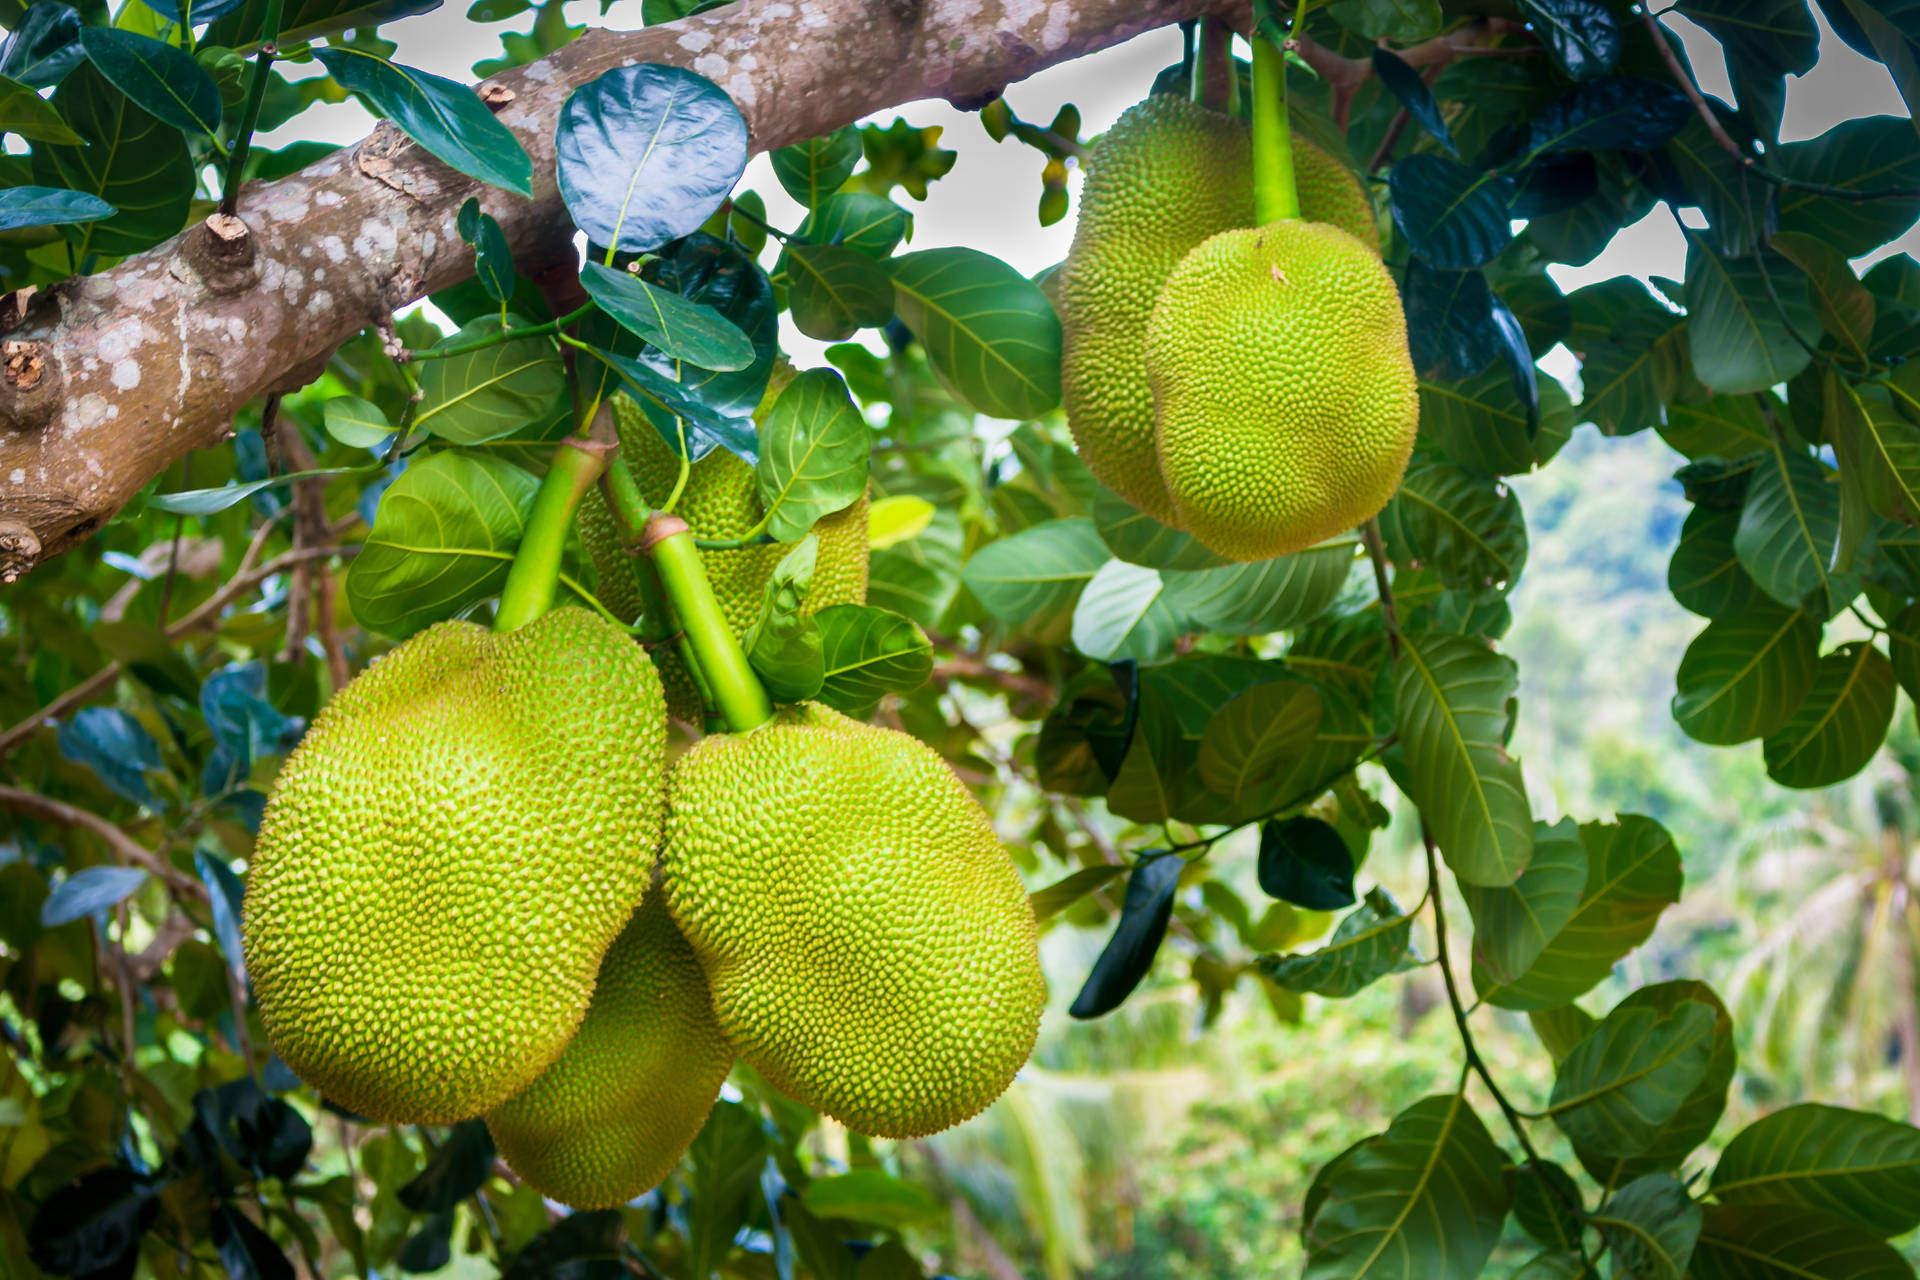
[1660,109,1771,256]
[1670,506,1764,618]
[1069,853,1183,1018]
[1479,815,1684,1010]
[1325,0,1442,40]
[0,184,113,231]
[771,125,860,208]
[961,517,1108,635]
[813,604,933,716]
[77,28,221,138]
[1711,1104,1920,1236]
[1464,817,1587,989]
[1301,1092,1511,1280]
[1771,231,1875,363]
[1692,1204,1918,1280]
[322,396,394,448]
[147,466,356,514]
[1262,888,1414,998]
[577,261,754,371]
[1685,239,1819,395]
[1510,1252,1594,1280]
[794,191,912,261]
[208,0,443,50]
[415,317,567,445]
[1549,999,1718,1159]
[1093,485,1230,571]
[1589,1174,1700,1280]
[315,48,532,196]
[1029,864,1126,921]
[1774,115,1920,256]
[1761,640,1896,788]
[1660,393,1774,459]
[1377,456,1528,602]
[1566,277,1690,434]
[786,243,896,341]
[1587,980,1737,1183]
[1890,601,1920,700]
[1418,366,1576,474]
[0,74,79,143]
[800,1170,940,1233]
[743,537,826,703]
[346,452,541,639]
[1159,538,1356,634]
[755,369,871,541]
[31,62,192,257]
[1511,1159,1585,1253]
[1734,445,1847,612]
[456,198,516,305]
[1070,560,1184,663]
[1530,1004,1599,1062]
[890,247,1062,419]
[1392,630,1533,887]
[1671,601,1820,745]
[1196,680,1323,810]
[1257,815,1357,911]
[1388,154,1515,269]
[1832,374,1920,527]
[1106,684,1185,825]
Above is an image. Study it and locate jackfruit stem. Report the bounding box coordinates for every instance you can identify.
[1191,17,1236,113]
[645,515,775,733]
[1251,36,1300,224]
[495,437,612,633]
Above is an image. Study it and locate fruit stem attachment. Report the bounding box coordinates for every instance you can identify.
[1251,1,1306,224]
[643,514,774,733]
[494,435,612,633]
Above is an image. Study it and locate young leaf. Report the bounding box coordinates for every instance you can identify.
[556,64,747,252]
[1761,640,1897,788]
[314,47,533,196]
[1302,1093,1512,1280]
[889,247,1062,419]
[578,260,754,371]
[1067,854,1183,1019]
[1256,815,1356,912]
[812,604,933,716]
[31,62,193,257]
[754,368,870,541]
[1710,1104,1920,1237]
[743,537,826,703]
[77,27,223,138]
[1261,888,1414,997]
[456,196,516,305]
[1392,630,1533,887]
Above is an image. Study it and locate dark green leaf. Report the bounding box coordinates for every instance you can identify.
[1257,815,1356,911]
[1464,816,1586,989]
[1372,48,1453,154]
[1520,0,1622,80]
[415,316,567,445]
[1670,505,1764,618]
[208,0,443,51]
[147,466,355,514]
[1419,366,1576,473]
[32,62,192,257]
[1550,998,1718,1158]
[456,196,516,305]
[1772,231,1874,362]
[1588,980,1737,1183]
[1093,485,1230,571]
[1686,239,1818,395]
[1761,640,1896,788]
[0,3,83,89]
[813,604,933,715]
[0,74,79,142]
[1774,115,1920,256]
[1525,75,1691,154]
[1377,456,1528,602]
[754,368,870,541]
[1733,446,1846,613]
[1512,1160,1586,1253]
[610,233,778,428]
[1590,1174,1700,1280]
[211,1202,295,1280]
[794,190,912,261]
[963,516,1108,636]
[1671,600,1820,744]
[890,246,1062,418]
[1710,1103,1920,1236]
[579,260,754,371]
[786,242,896,341]
[577,341,758,463]
[397,1120,495,1212]
[1030,865,1127,921]
[1325,0,1442,40]
[1692,1203,1918,1280]
[771,125,860,208]
[1404,262,1500,380]
[1566,276,1689,435]
[1660,393,1773,459]
[1388,154,1514,269]
[1262,887,1414,997]
[1393,630,1533,887]
[315,48,532,196]
[78,27,222,138]
[1068,854,1183,1018]
[556,63,745,252]
[1832,374,1920,527]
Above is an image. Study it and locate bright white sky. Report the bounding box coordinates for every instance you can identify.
[262,4,1915,366]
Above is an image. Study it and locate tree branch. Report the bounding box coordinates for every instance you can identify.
[0,785,207,899]
[0,0,1241,581]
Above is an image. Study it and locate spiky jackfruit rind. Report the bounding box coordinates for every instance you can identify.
[1146,220,1419,562]
[662,703,1045,1139]
[243,608,667,1124]
[1058,95,1378,526]
[485,894,732,1209]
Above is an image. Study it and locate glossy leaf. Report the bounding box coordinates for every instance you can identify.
[1525,75,1692,155]
[1159,539,1355,634]
[77,27,222,138]
[1549,998,1718,1158]
[1372,47,1454,154]
[1520,0,1621,80]
[754,368,871,541]
[1377,456,1528,603]
[771,125,860,208]
[1071,560,1184,663]
[1773,231,1875,362]
[1068,854,1183,1019]
[0,73,77,142]
[1419,366,1576,474]
[1464,817,1586,989]
[1832,374,1920,527]
[794,190,912,261]
[1761,640,1896,788]
[579,260,754,371]
[208,0,444,50]
[456,197,516,305]
[1671,601,1820,745]
[1404,262,1500,381]
[813,604,933,716]
[1263,888,1414,998]
[415,317,567,445]
[0,182,111,230]
[1710,1103,1920,1236]
[556,63,746,252]
[323,396,394,448]
[576,341,758,463]
[0,3,83,89]
[1479,815,1685,1010]
[785,243,895,341]
[315,48,532,196]
[1301,1092,1511,1280]
[32,62,192,257]
[890,247,1062,418]
[1388,154,1514,269]
[1392,630,1533,887]
[1257,815,1357,911]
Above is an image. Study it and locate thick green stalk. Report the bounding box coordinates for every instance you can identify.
[598,467,721,723]
[1251,34,1299,223]
[646,515,772,733]
[494,439,610,632]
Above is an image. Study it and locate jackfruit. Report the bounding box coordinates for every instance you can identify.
[661,703,1044,1138]
[1058,94,1377,525]
[1145,220,1418,562]
[485,894,732,1209]
[243,607,667,1124]
[581,368,869,722]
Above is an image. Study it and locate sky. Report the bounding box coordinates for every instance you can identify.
[258,3,1915,367]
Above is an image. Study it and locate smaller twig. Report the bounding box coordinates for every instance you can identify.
[1642,11,1744,161]
[1360,518,1401,657]
[113,900,139,1091]
[259,393,285,478]
[0,787,206,899]
[218,0,287,217]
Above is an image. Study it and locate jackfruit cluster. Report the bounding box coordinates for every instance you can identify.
[662,703,1046,1138]
[243,608,667,1124]
[579,367,869,722]
[1059,93,1417,561]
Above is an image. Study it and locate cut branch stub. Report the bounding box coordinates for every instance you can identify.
[186,213,261,295]
[1,339,58,432]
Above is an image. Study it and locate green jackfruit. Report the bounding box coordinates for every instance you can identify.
[1146,220,1418,562]
[244,608,667,1124]
[662,703,1044,1138]
[581,375,869,722]
[485,894,732,1209]
[1058,94,1377,525]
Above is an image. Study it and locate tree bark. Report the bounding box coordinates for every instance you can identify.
[0,0,1235,582]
